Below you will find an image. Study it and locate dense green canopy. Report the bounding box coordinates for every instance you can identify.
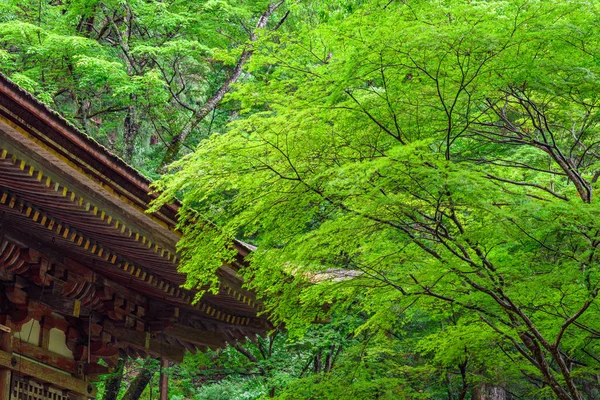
[4,0,600,398]
[153,1,600,399]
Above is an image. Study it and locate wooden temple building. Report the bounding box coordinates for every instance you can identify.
[0,75,269,399]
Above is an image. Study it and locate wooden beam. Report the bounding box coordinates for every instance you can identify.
[0,317,11,400]
[162,324,228,350]
[14,341,78,374]
[103,320,184,363]
[0,348,95,397]
[85,363,112,381]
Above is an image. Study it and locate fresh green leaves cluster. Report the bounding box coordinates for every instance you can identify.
[0,0,287,174]
[155,1,600,398]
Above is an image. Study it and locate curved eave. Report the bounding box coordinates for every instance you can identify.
[0,74,180,235]
[0,73,266,327]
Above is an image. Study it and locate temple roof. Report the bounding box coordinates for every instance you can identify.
[0,73,269,367]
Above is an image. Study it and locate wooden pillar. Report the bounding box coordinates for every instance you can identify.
[159,358,169,400]
[0,317,12,399]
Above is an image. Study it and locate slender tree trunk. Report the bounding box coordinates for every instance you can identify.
[101,3,140,165]
[76,99,92,136]
[457,361,469,400]
[102,358,125,400]
[159,358,169,400]
[121,10,138,164]
[121,358,156,400]
[77,15,95,36]
[123,98,139,163]
[313,352,322,373]
[324,344,338,373]
[158,0,287,170]
[233,342,266,375]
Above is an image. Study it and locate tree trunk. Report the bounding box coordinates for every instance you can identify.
[102,358,125,400]
[472,384,508,400]
[324,344,339,373]
[100,3,140,165]
[76,99,92,136]
[121,358,156,400]
[233,342,266,375]
[159,358,169,400]
[158,45,253,170]
[123,100,139,164]
[158,0,287,170]
[457,360,469,400]
[313,352,322,373]
[77,15,95,36]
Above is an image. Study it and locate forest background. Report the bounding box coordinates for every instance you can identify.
[1,0,600,399]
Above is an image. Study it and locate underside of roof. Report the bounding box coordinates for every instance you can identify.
[0,73,270,367]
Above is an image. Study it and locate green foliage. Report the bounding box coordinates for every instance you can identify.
[6,0,600,398]
[0,0,292,169]
[154,0,600,398]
